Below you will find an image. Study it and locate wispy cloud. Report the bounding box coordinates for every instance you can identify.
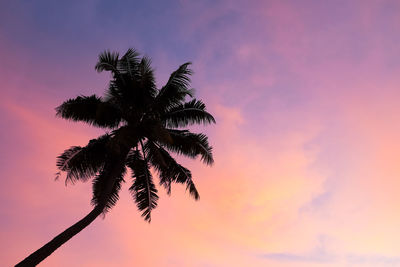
[262,252,335,263]
[346,254,400,266]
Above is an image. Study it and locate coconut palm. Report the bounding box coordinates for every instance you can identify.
[16,48,215,266]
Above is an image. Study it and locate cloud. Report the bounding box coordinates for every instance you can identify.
[346,254,400,266]
[262,252,334,263]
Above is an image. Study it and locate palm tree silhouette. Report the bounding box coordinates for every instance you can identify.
[16,48,215,266]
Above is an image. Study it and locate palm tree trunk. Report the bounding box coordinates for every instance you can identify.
[15,205,104,267]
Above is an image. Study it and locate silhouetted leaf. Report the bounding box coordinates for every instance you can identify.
[91,161,126,213]
[55,95,122,128]
[95,50,120,73]
[56,135,110,184]
[126,150,158,222]
[162,98,215,128]
[154,63,194,112]
[145,141,200,199]
[160,129,214,165]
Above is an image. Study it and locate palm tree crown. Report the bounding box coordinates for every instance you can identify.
[56,48,215,221]
[16,48,215,267]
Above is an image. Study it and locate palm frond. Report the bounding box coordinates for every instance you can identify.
[159,129,214,165]
[56,135,110,184]
[91,162,126,213]
[186,180,200,200]
[95,50,120,73]
[154,63,194,111]
[145,141,200,199]
[138,56,157,98]
[117,48,141,79]
[126,150,158,222]
[162,99,215,128]
[55,95,122,128]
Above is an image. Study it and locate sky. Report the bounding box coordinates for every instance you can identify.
[1,0,400,266]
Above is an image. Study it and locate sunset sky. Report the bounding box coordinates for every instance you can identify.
[1,0,400,266]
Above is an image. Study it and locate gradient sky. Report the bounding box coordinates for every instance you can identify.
[1,0,400,266]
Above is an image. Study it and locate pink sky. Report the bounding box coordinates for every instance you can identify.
[1,0,400,266]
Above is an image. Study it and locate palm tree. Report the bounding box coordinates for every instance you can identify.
[16,48,215,266]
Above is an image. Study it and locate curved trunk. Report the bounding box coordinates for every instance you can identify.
[15,205,104,266]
